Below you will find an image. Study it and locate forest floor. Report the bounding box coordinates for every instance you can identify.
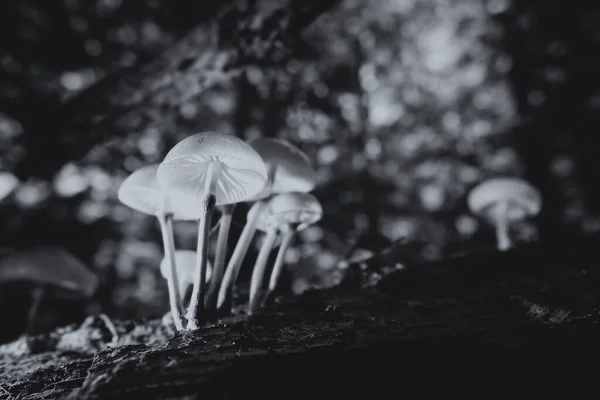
[2,234,600,399]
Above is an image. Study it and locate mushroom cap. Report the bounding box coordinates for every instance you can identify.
[247,138,317,200]
[118,164,203,220]
[467,177,541,221]
[157,132,268,206]
[0,246,98,297]
[0,172,19,201]
[263,192,323,230]
[160,250,212,285]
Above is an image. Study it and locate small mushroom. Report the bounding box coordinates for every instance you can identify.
[0,172,19,202]
[118,163,201,331]
[160,250,212,305]
[265,193,323,303]
[0,246,98,335]
[467,177,541,251]
[218,138,316,313]
[157,132,267,329]
[248,192,323,315]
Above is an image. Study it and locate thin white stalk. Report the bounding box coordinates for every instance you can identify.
[217,200,267,312]
[157,212,184,331]
[216,164,277,313]
[186,161,221,329]
[205,203,236,312]
[248,226,279,315]
[266,226,296,298]
[494,200,511,251]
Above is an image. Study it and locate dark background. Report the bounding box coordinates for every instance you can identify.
[1,0,599,343]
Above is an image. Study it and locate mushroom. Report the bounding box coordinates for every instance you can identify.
[467,177,541,251]
[160,250,212,306]
[265,192,323,304]
[248,192,323,315]
[0,246,98,335]
[0,172,19,202]
[217,138,317,313]
[157,132,267,329]
[118,163,202,331]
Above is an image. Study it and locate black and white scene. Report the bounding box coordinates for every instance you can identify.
[1,0,600,398]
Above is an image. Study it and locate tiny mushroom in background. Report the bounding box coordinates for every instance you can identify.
[157,132,267,329]
[218,138,317,313]
[118,163,203,331]
[0,172,19,202]
[0,246,99,335]
[248,192,323,315]
[467,177,541,251]
[160,250,212,306]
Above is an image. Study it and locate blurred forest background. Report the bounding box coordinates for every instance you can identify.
[1,0,600,343]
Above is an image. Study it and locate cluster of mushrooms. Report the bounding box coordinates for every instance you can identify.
[117,132,322,331]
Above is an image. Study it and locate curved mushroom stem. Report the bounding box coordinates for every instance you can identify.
[248,226,279,315]
[157,212,184,331]
[25,285,45,336]
[265,225,296,304]
[186,161,222,330]
[494,200,512,251]
[217,200,267,313]
[205,203,236,312]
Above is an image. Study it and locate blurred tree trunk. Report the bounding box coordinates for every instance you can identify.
[7,0,340,180]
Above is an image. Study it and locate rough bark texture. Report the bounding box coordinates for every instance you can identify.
[2,233,600,398]
[10,0,340,180]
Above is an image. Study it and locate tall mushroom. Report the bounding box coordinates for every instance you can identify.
[0,246,98,335]
[248,192,323,315]
[118,163,202,331]
[217,138,317,313]
[467,177,541,251]
[157,132,267,329]
[160,250,212,306]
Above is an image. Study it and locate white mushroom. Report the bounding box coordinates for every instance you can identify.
[157,132,267,329]
[118,164,201,331]
[248,192,323,315]
[467,177,541,251]
[218,138,317,314]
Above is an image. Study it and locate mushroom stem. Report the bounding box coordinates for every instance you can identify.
[266,226,296,301]
[157,212,184,331]
[186,162,221,330]
[25,285,45,336]
[217,200,267,313]
[494,200,512,251]
[205,203,236,312]
[186,194,216,329]
[248,226,279,315]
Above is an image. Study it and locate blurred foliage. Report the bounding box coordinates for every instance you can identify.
[1,0,599,335]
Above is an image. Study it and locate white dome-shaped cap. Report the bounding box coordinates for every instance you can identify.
[160,249,212,286]
[118,164,202,220]
[0,172,19,202]
[157,132,268,206]
[248,138,317,200]
[467,177,541,221]
[263,192,323,231]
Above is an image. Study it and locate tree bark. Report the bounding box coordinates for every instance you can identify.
[2,232,600,398]
[9,0,341,180]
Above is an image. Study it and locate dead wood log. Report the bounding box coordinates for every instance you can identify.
[2,232,600,398]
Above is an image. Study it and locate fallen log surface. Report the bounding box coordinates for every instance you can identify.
[2,233,600,399]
